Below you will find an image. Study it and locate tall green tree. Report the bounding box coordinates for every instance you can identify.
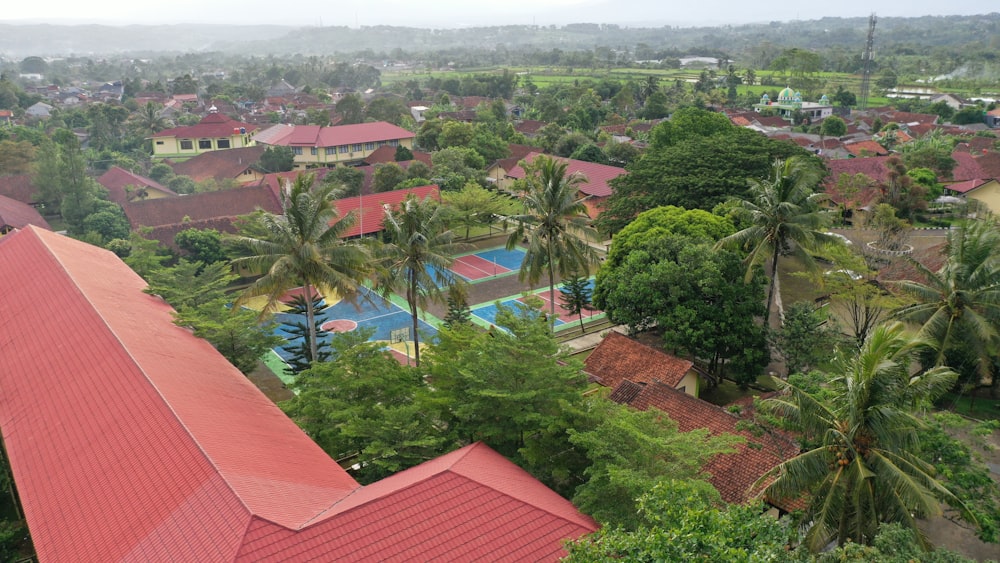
[373,194,464,367]
[441,183,506,240]
[259,146,295,173]
[715,156,833,324]
[230,173,370,363]
[506,155,600,322]
[759,322,964,552]
[559,272,594,332]
[891,219,1000,387]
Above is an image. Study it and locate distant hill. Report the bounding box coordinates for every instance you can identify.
[0,14,997,58]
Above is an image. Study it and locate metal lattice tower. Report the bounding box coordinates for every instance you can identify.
[859,13,877,111]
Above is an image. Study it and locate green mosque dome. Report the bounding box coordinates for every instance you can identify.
[778,86,795,102]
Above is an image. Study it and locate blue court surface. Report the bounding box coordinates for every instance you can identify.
[271,287,436,363]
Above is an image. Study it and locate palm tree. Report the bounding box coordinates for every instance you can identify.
[715,156,833,324]
[890,219,1000,387]
[132,101,168,136]
[506,155,601,323]
[759,322,964,552]
[230,173,370,364]
[374,194,465,367]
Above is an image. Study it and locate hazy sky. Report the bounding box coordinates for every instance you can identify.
[0,0,990,28]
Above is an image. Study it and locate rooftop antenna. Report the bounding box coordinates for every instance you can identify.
[859,13,877,111]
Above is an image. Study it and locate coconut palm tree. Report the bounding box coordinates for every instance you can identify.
[715,156,833,324]
[374,194,465,367]
[506,155,601,323]
[759,322,964,552]
[890,219,1000,387]
[230,173,370,364]
[132,101,168,136]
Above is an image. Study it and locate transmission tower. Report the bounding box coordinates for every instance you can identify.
[859,13,877,111]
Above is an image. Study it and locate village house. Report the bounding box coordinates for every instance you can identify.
[494,152,627,218]
[0,226,599,561]
[0,194,50,234]
[169,145,269,184]
[253,122,416,169]
[97,166,177,205]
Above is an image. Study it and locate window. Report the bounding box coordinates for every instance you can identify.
[243,169,253,176]
[216,139,230,149]
[377,141,386,148]
[325,147,336,155]
[364,142,375,151]
[198,139,212,149]
[311,147,318,155]
[339,145,349,153]
[155,141,164,145]
[352,144,363,152]
[180,140,193,150]
[292,147,303,155]
[389,139,399,147]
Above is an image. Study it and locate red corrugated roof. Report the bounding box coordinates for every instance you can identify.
[0,227,361,561]
[235,442,597,561]
[0,227,598,561]
[585,332,693,389]
[506,152,626,198]
[334,185,440,238]
[151,112,259,139]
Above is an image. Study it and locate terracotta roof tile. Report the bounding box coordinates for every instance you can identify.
[975,151,1000,178]
[0,194,50,231]
[169,146,267,182]
[97,166,176,205]
[123,184,281,229]
[585,332,693,389]
[506,152,626,198]
[0,174,38,205]
[628,382,799,504]
[951,151,986,182]
[844,140,888,157]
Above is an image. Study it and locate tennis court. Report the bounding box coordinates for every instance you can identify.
[448,247,526,282]
[470,278,601,329]
[270,286,436,365]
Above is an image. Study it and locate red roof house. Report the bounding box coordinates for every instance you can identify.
[844,139,888,157]
[0,174,39,206]
[169,145,268,184]
[950,151,987,182]
[97,166,177,205]
[0,194,50,233]
[334,185,441,238]
[0,226,598,561]
[584,332,701,397]
[621,381,799,505]
[503,152,627,218]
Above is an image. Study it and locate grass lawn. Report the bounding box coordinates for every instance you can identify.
[938,391,1000,421]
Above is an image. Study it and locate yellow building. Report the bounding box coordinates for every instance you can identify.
[253,122,416,169]
[150,109,259,160]
[947,178,1000,214]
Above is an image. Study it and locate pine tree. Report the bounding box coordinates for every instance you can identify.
[442,285,472,328]
[280,294,331,374]
[559,273,594,332]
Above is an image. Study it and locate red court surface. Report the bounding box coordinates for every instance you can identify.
[518,291,600,325]
[320,319,359,333]
[451,254,512,280]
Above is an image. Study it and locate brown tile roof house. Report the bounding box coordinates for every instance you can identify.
[950,151,987,182]
[514,120,547,137]
[0,194,50,233]
[844,140,888,157]
[169,146,268,183]
[975,151,1000,178]
[0,174,38,206]
[97,167,177,205]
[122,185,282,249]
[584,332,699,396]
[825,156,893,186]
[619,380,799,505]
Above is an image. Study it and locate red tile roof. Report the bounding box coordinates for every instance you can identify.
[0,194,50,231]
[844,140,888,157]
[907,123,939,137]
[514,120,547,135]
[151,111,259,139]
[975,151,1000,178]
[256,122,415,148]
[585,332,693,389]
[947,178,992,194]
[334,185,441,238]
[122,184,282,229]
[169,145,267,182]
[951,151,986,182]
[506,152,626,198]
[362,144,398,164]
[626,382,799,504]
[825,156,893,186]
[0,226,598,561]
[97,166,176,205]
[0,174,38,205]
